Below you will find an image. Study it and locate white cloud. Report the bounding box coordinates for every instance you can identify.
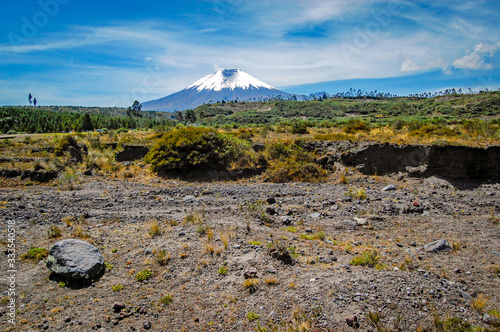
[400,58,420,72]
[453,42,499,70]
[145,57,152,62]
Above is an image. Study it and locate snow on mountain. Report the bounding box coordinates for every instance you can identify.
[142,69,292,112]
[188,69,276,91]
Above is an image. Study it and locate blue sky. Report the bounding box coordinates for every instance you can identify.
[1,0,499,106]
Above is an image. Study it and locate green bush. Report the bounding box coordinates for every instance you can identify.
[265,145,327,183]
[136,269,152,281]
[342,119,370,133]
[145,127,250,173]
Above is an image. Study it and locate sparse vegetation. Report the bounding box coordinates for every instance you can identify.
[112,284,124,292]
[243,278,259,294]
[47,225,62,239]
[136,269,152,282]
[147,220,163,239]
[159,294,173,306]
[21,247,49,262]
[246,311,260,322]
[350,250,381,268]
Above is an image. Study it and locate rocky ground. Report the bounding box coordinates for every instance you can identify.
[1,171,499,331]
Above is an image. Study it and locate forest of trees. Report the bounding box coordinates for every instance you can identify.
[0,107,174,134]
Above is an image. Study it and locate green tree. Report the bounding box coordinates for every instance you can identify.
[127,100,142,126]
[81,113,94,131]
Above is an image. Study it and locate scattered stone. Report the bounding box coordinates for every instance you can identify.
[113,303,126,313]
[83,170,93,176]
[232,244,241,249]
[244,270,258,279]
[266,267,277,274]
[483,314,500,327]
[382,184,396,191]
[266,207,276,215]
[310,212,321,219]
[143,321,152,330]
[353,217,367,226]
[281,216,292,225]
[346,315,360,329]
[266,197,276,204]
[46,239,105,284]
[424,239,451,253]
[183,195,196,203]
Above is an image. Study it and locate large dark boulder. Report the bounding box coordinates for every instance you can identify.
[46,239,105,284]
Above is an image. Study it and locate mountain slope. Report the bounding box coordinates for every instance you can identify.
[142,69,292,112]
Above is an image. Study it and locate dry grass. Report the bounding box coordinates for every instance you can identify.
[204,241,215,255]
[265,278,279,285]
[218,230,231,249]
[72,225,90,239]
[242,278,259,293]
[147,220,163,239]
[471,294,489,311]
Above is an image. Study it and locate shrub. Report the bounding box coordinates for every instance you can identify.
[268,142,292,160]
[247,312,260,322]
[218,266,228,275]
[265,156,327,183]
[21,247,49,262]
[159,294,173,306]
[342,119,370,133]
[154,249,170,266]
[112,284,124,292]
[47,225,62,239]
[148,220,163,239]
[145,127,250,173]
[291,120,308,134]
[350,250,380,268]
[243,279,259,294]
[136,269,152,281]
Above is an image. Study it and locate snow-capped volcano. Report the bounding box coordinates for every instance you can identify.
[188,69,276,91]
[142,69,291,112]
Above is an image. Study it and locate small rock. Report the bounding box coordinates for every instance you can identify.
[483,314,500,327]
[64,316,72,323]
[454,268,462,274]
[143,321,152,330]
[266,207,276,215]
[266,197,276,204]
[183,195,196,203]
[382,184,396,191]
[83,170,93,176]
[424,239,451,253]
[310,213,321,219]
[266,267,277,274]
[232,244,241,249]
[353,217,367,226]
[346,315,360,329]
[244,270,258,279]
[144,249,152,255]
[281,216,292,225]
[113,303,126,313]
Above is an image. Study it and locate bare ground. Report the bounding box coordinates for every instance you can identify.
[1,172,499,331]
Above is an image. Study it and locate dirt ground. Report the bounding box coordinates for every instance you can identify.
[1,171,499,331]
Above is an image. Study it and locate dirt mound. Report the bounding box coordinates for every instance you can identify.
[308,141,500,180]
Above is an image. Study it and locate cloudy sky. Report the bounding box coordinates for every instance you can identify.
[1,0,499,106]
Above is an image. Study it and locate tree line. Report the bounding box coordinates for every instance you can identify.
[0,107,174,134]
